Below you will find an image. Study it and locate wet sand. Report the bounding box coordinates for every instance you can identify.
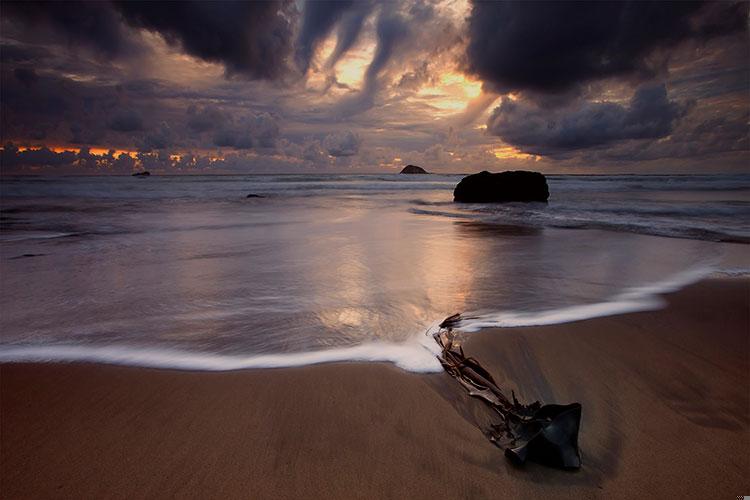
[1,279,748,499]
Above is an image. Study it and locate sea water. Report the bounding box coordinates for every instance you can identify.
[1,174,748,372]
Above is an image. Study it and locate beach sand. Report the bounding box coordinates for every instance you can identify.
[1,279,748,499]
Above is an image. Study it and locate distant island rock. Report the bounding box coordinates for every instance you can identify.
[132,171,150,177]
[400,164,428,174]
[246,194,265,198]
[453,170,549,203]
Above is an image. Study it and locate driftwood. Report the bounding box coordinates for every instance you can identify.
[435,313,582,469]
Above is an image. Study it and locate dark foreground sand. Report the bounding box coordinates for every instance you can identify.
[1,279,748,499]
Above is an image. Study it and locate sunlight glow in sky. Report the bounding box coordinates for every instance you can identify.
[0,1,747,174]
[417,73,483,112]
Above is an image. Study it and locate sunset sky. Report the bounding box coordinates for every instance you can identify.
[1,1,748,174]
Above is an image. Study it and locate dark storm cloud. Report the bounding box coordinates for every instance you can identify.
[1,0,746,173]
[2,1,139,58]
[598,104,750,163]
[324,3,373,70]
[336,9,410,114]
[466,1,749,96]
[295,1,354,74]
[141,122,175,151]
[680,113,750,157]
[2,70,68,116]
[69,123,105,145]
[1,56,285,153]
[1,69,71,143]
[487,84,686,156]
[1,67,162,147]
[0,43,53,64]
[186,105,227,133]
[13,68,38,88]
[365,12,409,93]
[108,109,143,132]
[115,1,295,79]
[212,113,280,150]
[2,1,298,79]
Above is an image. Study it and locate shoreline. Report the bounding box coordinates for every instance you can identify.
[2,278,748,498]
[1,268,743,374]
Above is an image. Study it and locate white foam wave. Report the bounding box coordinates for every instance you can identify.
[457,263,716,331]
[0,334,444,374]
[0,265,720,373]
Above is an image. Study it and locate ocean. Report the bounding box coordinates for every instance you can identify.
[1,173,748,372]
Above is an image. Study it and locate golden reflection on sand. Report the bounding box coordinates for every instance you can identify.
[307,204,485,342]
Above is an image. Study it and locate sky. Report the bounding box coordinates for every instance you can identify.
[1,0,748,174]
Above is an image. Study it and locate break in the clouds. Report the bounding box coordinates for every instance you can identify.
[0,0,748,174]
[295,1,367,75]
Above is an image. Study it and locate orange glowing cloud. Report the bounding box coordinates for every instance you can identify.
[16,146,138,158]
[491,146,540,161]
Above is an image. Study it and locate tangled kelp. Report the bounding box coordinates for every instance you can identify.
[434,313,582,469]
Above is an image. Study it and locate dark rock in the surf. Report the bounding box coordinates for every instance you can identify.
[132,171,150,177]
[400,164,428,174]
[453,170,549,202]
[246,194,265,198]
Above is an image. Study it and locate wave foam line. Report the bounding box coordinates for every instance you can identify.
[0,335,444,373]
[0,264,722,374]
[457,263,717,332]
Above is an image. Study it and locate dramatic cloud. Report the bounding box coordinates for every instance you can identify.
[115,1,295,78]
[141,122,175,151]
[108,109,144,132]
[487,84,686,156]
[335,8,416,114]
[295,1,355,74]
[594,101,750,164]
[0,43,52,64]
[466,1,748,96]
[69,123,104,145]
[1,143,76,168]
[212,113,280,150]
[324,131,361,157]
[186,105,227,133]
[364,12,409,95]
[300,140,327,164]
[324,3,372,70]
[2,1,140,58]
[12,68,38,87]
[0,0,747,173]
